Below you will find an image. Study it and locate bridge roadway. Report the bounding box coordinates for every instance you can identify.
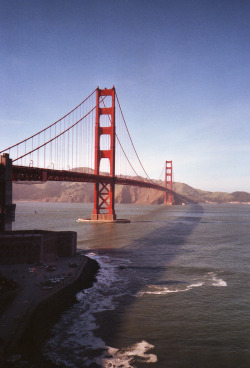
[13,165,168,192]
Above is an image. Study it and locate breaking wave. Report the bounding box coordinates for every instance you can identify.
[43,253,157,367]
[102,340,157,368]
[137,272,227,296]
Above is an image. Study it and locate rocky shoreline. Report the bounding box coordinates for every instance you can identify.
[0,254,99,368]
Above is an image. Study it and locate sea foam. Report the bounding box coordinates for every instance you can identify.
[207,272,227,287]
[44,253,150,368]
[101,340,157,368]
[137,272,227,296]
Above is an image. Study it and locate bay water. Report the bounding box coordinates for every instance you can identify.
[13,202,250,368]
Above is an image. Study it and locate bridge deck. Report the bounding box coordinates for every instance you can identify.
[12,165,167,192]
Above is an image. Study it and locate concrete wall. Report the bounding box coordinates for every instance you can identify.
[0,154,16,231]
[0,230,77,264]
[55,231,77,257]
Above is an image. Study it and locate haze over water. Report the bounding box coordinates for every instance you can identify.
[14,202,250,368]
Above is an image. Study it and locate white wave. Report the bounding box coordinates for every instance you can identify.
[137,282,204,296]
[205,272,227,287]
[85,251,98,257]
[101,340,157,368]
[44,253,134,367]
[189,282,204,288]
[208,273,227,287]
[137,273,227,297]
[212,278,227,287]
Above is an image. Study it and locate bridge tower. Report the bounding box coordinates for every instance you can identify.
[0,153,16,231]
[91,87,116,221]
[164,160,173,205]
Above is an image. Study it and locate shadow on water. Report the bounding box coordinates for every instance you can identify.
[93,204,204,354]
[104,204,203,267]
[26,204,204,368]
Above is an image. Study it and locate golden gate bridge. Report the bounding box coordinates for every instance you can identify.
[0,87,173,229]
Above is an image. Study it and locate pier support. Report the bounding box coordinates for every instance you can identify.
[0,153,16,231]
[164,160,173,205]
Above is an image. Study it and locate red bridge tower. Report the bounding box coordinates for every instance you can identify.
[164,160,173,205]
[91,87,116,221]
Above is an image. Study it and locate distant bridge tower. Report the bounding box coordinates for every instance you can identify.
[164,160,173,205]
[91,87,116,221]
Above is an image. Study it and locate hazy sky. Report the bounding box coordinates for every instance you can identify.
[1,0,249,192]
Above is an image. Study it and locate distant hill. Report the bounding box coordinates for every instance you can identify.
[13,180,250,204]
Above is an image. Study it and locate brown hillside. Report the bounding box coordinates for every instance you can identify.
[13,181,250,204]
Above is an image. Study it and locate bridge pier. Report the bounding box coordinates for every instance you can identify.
[0,153,16,231]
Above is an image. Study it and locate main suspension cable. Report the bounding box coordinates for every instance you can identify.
[115,92,156,184]
[0,88,97,154]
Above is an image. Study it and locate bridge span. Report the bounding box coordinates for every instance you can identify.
[0,87,174,230]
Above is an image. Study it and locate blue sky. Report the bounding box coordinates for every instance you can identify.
[1,0,249,192]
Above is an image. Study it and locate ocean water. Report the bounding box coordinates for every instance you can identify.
[13,202,250,368]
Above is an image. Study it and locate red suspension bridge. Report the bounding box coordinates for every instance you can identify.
[0,87,174,229]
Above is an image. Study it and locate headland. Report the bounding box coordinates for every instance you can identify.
[0,240,99,367]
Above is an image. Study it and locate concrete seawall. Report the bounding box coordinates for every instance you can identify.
[0,254,99,367]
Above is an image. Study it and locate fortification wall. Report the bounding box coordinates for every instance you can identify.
[0,230,76,264]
